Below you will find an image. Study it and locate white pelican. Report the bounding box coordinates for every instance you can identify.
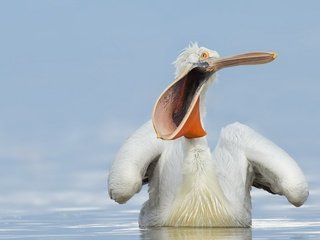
[108,43,309,228]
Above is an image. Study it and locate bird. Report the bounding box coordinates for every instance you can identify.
[108,43,309,228]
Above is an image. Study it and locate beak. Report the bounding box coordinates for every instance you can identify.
[206,52,277,72]
[152,51,277,140]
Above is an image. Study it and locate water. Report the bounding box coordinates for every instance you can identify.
[1,206,319,240]
[0,167,318,239]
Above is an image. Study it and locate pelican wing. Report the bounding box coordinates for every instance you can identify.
[108,120,163,204]
[217,122,309,207]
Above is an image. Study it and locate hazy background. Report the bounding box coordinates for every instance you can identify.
[0,1,319,218]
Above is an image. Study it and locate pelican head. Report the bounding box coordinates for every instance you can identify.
[152,43,277,140]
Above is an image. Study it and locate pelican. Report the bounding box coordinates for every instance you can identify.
[108,43,309,228]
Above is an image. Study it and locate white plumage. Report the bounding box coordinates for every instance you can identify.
[108,43,308,227]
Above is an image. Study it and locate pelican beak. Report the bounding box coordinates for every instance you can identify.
[152,52,277,140]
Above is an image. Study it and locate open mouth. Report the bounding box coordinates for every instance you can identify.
[171,68,211,128]
[152,66,212,140]
[152,51,277,140]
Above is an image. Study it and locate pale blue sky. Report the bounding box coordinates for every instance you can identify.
[0,1,319,212]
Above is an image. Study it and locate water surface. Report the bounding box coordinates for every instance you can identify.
[1,207,319,240]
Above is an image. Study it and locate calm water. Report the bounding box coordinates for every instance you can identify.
[0,207,319,240]
[0,172,318,239]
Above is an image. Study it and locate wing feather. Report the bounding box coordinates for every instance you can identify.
[218,122,309,207]
[108,120,163,203]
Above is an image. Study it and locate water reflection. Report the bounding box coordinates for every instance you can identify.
[141,227,251,240]
[1,208,320,239]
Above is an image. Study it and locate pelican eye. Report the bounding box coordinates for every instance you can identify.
[200,51,209,60]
